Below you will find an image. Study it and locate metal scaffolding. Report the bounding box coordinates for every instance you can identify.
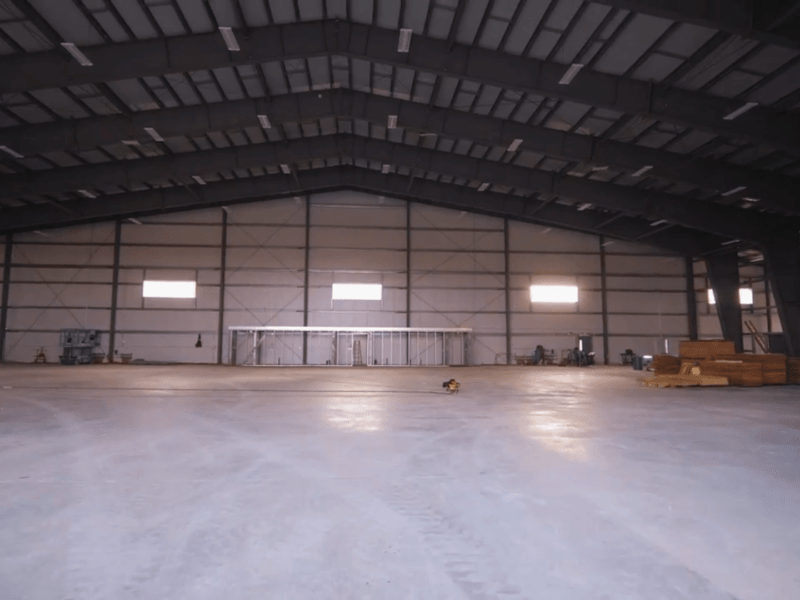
[229,326,471,366]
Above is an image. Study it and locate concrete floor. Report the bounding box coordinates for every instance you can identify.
[0,364,798,600]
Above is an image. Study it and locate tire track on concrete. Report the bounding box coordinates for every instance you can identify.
[379,480,523,599]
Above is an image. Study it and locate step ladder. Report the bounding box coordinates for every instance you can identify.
[745,320,769,353]
[352,340,364,366]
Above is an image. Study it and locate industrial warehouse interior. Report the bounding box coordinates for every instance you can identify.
[1,0,800,598]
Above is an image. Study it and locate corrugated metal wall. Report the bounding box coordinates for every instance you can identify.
[1,191,702,364]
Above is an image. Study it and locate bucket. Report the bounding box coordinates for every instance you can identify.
[632,355,644,371]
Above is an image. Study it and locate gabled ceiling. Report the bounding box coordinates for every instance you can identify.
[0,0,799,263]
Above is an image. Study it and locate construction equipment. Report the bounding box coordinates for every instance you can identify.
[561,347,595,367]
[59,329,102,365]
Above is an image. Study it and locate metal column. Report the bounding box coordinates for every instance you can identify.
[762,236,800,356]
[0,233,12,362]
[504,219,512,365]
[406,201,412,364]
[599,235,610,365]
[705,252,743,352]
[107,220,122,362]
[685,256,699,341]
[216,208,228,364]
[302,196,311,364]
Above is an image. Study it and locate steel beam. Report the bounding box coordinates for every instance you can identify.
[216,208,227,364]
[4,89,799,214]
[107,219,122,362]
[0,233,12,362]
[686,257,699,340]
[590,0,800,51]
[302,195,311,365]
[705,252,744,352]
[1,134,790,243]
[599,235,610,365]
[1,21,798,154]
[504,218,512,366]
[0,165,725,256]
[761,233,800,356]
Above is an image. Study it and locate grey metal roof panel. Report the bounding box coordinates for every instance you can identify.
[706,71,763,98]
[173,0,216,32]
[748,62,800,105]
[142,76,181,107]
[106,1,161,39]
[147,2,186,36]
[472,85,502,115]
[556,3,613,63]
[207,131,232,148]
[307,56,331,88]
[298,0,325,21]
[454,0,491,45]
[29,89,88,120]
[741,45,799,74]
[260,62,289,94]
[162,73,200,105]
[501,0,552,55]
[593,14,674,76]
[677,38,761,91]
[211,67,247,100]
[631,53,683,81]
[528,30,560,60]
[28,0,105,45]
[38,151,81,169]
[351,0,375,25]
[238,0,271,27]
[1,20,51,52]
[267,0,297,24]
[658,23,717,57]
[6,102,53,124]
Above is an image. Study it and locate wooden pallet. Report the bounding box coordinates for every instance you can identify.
[641,374,729,388]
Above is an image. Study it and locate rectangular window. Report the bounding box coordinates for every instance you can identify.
[332,283,382,300]
[530,285,578,303]
[707,288,753,305]
[142,280,197,299]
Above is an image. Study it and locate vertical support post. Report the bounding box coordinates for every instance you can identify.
[685,256,698,341]
[705,252,743,352]
[0,233,13,362]
[765,277,773,333]
[406,201,412,364]
[302,195,311,364]
[504,219,512,365]
[216,208,228,364]
[107,220,122,362]
[599,235,610,365]
[762,236,800,356]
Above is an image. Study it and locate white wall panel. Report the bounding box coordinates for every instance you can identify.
[2,192,707,366]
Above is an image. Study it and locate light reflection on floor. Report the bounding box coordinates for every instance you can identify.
[527,410,590,461]
[325,396,386,432]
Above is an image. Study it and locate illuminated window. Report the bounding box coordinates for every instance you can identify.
[707,288,753,305]
[143,280,196,299]
[530,285,578,303]
[332,283,382,300]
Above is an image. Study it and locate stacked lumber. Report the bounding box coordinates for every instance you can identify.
[679,340,736,360]
[715,354,787,385]
[641,374,728,388]
[788,358,800,384]
[698,360,763,387]
[652,355,681,375]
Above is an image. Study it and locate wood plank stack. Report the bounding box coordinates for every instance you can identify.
[714,354,787,385]
[678,340,736,360]
[788,358,800,384]
[652,355,681,375]
[697,359,763,387]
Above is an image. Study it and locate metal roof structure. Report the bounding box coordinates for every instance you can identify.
[0,0,798,259]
